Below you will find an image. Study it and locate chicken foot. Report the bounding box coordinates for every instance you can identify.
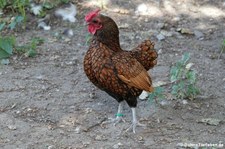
[126,107,146,133]
[102,101,125,125]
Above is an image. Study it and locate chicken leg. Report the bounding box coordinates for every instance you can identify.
[103,101,125,125]
[126,107,146,133]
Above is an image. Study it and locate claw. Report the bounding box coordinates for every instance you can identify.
[126,108,146,133]
[126,120,146,133]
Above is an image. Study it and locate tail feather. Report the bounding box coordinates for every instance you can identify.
[131,40,158,71]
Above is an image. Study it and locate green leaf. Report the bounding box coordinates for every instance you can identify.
[8,21,17,30]
[186,70,196,84]
[8,16,24,30]
[0,36,15,54]
[1,59,10,65]
[25,49,37,57]
[181,52,190,65]
[171,84,179,95]
[15,15,24,23]
[170,66,178,82]
[0,22,6,31]
[148,87,165,102]
[61,0,69,3]
[0,49,10,59]
[43,2,54,9]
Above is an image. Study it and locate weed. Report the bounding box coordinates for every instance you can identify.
[0,36,16,59]
[16,37,44,57]
[218,39,225,59]
[148,87,165,103]
[148,53,200,102]
[0,36,44,60]
[170,52,200,100]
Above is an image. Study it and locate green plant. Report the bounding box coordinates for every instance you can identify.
[0,36,16,59]
[0,0,29,30]
[218,39,225,59]
[0,0,7,9]
[148,87,165,103]
[0,36,44,60]
[170,53,200,99]
[16,37,44,57]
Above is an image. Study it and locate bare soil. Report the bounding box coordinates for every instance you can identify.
[0,0,225,148]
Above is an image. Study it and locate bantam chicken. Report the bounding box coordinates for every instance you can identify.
[84,9,157,133]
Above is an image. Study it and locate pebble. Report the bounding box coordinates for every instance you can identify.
[113,142,123,149]
[182,100,188,105]
[74,127,81,134]
[194,30,204,39]
[37,21,51,30]
[7,125,17,130]
[160,30,173,37]
[89,92,96,99]
[63,29,74,37]
[95,135,106,141]
[48,145,55,149]
[156,33,165,41]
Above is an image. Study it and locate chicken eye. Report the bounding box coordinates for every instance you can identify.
[92,20,98,24]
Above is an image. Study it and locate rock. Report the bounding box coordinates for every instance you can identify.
[194,30,204,39]
[177,28,194,34]
[63,29,74,37]
[182,100,188,105]
[95,135,106,141]
[157,22,165,29]
[38,21,51,30]
[118,23,129,29]
[74,127,81,134]
[7,125,17,130]
[113,142,123,149]
[47,145,55,149]
[156,33,165,41]
[160,30,173,37]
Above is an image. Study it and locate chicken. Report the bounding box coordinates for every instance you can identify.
[84,9,157,133]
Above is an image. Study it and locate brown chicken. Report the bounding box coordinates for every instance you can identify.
[84,9,157,133]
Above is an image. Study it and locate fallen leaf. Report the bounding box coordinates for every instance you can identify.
[198,118,222,126]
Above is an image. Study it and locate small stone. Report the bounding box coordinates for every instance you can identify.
[74,127,81,134]
[48,145,55,149]
[64,38,71,43]
[37,21,51,30]
[177,28,194,34]
[156,33,165,41]
[7,125,17,130]
[194,30,204,39]
[95,135,103,141]
[182,100,188,105]
[63,29,74,37]
[160,30,173,37]
[160,100,170,106]
[157,22,165,29]
[113,142,123,149]
[118,23,129,29]
[89,92,96,99]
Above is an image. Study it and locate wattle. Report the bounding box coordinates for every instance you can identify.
[88,25,96,35]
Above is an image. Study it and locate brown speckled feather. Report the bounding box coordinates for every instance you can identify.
[112,52,154,92]
[131,40,158,71]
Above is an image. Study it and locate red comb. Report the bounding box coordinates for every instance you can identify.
[85,9,101,22]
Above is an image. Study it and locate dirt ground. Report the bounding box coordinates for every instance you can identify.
[0,0,225,148]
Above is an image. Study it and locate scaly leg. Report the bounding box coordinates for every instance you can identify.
[126,107,146,133]
[103,101,125,125]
